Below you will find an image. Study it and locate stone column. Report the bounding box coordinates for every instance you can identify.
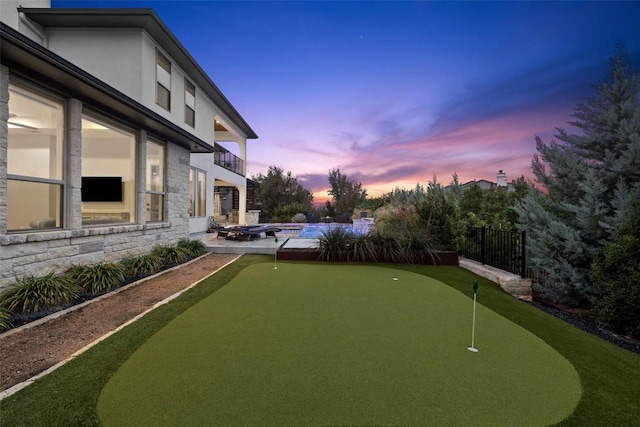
[0,65,9,235]
[237,183,247,225]
[136,129,147,224]
[165,143,190,238]
[66,98,83,230]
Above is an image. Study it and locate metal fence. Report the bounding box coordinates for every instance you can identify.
[461,226,527,277]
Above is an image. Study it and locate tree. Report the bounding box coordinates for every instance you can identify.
[514,46,640,305]
[327,167,367,216]
[252,166,313,221]
[456,177,530,230]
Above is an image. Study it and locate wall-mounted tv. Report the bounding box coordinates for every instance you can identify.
[81,176,123,202]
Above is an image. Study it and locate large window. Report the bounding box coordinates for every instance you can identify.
[189,167,206,217]
[7,83,64,231]
[156,50,171,110]
[81,115,136,226]
[146,140,165,222]
[185,78,195,127]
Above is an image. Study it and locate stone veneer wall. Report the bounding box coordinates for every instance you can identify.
[0,66,192,289]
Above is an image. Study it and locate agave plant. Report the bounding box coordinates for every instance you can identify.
[176,238,206,258]
[0,273,78,314]
[152,244,191,266]
[67,262,126,295]
[121,253,163,277]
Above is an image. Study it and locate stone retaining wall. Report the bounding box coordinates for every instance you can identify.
[458,257,532,301]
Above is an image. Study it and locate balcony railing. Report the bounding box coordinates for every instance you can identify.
[214,143,244,176]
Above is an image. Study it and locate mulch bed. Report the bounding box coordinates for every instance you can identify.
[529,301,640,354]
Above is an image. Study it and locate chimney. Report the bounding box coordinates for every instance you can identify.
[497,170,507,187]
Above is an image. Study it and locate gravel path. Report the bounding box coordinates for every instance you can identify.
[0,253,238,392]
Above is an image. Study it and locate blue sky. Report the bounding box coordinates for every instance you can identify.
[53,0,640,202]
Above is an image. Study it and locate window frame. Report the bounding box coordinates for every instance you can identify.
[6,81,66,232]
[184,78,195,127]
[189,166,207,218]
[145,139,166,222]
[80,111,137,226]
[156,50,171,111]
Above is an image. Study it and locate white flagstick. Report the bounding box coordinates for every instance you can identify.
[467,280,479,353]
[273,237,278,270]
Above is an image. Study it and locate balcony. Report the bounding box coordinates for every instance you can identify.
[214,143,244,176]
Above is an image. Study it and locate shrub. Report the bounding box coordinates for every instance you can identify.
[371,218,440,263]
[176,238,206,258]
[271,203,312,223]
[0,306,14,332]
[317,227,352,261]
[67,262,126,295]
[591,203,640,339]
[345,233,376,263]
[0,273,78,314]
[121,254,163,278]
[291,213,307,223]
[152,244,191,266]
[369,230,404,263]
[398,228,441,264]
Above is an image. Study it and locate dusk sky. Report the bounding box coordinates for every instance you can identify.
[53,1,640,203]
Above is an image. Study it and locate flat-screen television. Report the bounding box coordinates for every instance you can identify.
[81,176,123,202]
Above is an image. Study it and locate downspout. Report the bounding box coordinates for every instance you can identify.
[19,12,48,48]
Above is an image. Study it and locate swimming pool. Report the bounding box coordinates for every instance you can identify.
[298,222,374,238]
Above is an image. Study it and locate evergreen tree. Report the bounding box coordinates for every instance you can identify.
[515,46,640,305]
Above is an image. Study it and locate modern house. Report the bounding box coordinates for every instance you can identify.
[460,170,515,192]
[0,1,258,288]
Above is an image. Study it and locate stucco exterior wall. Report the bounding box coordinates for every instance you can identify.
[0,0,50,42]
[47,29,144,103]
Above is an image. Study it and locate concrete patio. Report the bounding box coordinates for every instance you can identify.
[190,229,314,255]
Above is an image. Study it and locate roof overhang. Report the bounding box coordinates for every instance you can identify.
[1,22,214,153]
[19,7,258,140]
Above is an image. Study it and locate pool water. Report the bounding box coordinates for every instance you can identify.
[299,222,374,238]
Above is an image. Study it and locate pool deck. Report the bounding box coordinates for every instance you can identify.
[190,229,316,255]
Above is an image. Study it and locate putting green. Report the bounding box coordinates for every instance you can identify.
[98,263,581,426]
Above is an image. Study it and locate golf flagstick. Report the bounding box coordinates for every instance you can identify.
[467,279,479,353]
[273,237,278,270]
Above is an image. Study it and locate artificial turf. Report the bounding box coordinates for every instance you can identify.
[97,263,580,426]
[1,255,639,426]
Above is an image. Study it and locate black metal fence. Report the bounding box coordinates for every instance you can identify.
[461,226,527,277]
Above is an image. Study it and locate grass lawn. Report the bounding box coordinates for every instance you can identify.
[1,255,639,426]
